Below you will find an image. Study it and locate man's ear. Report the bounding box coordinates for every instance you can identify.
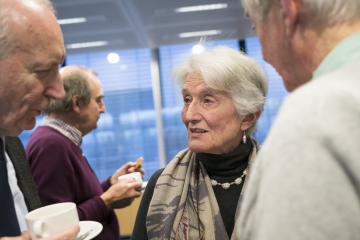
[279,0,300,37]
[71,96,81,113]
[240,112,261,131]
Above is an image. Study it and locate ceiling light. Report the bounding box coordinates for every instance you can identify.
[58,17,87,25]
[107,52,120,64]
[175,3,228,13]
[179,30,221,38]
[66,41,108,49]
[192,44,205,54]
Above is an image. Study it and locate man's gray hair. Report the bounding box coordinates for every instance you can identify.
[45,66,95,114]
[173,46,268,134]
[0,0,55,59]
[242,0,360,26]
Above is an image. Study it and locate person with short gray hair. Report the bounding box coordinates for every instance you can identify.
[237,0,360,239]
[0,0,79,239]
[45,66,95,115]
[132,46,267,240]
[242,0,360,29]
[0,0,55,59]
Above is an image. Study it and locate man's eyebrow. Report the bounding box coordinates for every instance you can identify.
[31,50,65,69]
[31,61,57,69]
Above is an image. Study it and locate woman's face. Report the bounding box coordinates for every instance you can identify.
[181,72,245,154]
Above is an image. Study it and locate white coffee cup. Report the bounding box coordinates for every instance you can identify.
[25,202,79,239]
[117,172,142,183]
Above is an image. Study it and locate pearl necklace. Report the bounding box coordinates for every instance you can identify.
[210,169,248,190]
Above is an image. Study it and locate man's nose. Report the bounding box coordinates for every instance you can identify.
[99,104,106,113]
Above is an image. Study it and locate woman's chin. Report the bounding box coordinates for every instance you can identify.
[188,144,216,154]
[188,140,203,151]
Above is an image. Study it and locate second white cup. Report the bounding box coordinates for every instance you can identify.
[117,172,142,183]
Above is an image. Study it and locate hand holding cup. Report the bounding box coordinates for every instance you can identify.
[109,157,144,185]
[25,202,79,240]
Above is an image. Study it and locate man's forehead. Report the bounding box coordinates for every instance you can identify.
[9,8,56,41]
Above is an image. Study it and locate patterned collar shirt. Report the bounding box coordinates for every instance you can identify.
[41,117,82,146]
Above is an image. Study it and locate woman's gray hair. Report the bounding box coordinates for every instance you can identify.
[173,46,268,134]
[242,0,360,26]
[45,66,95,114]
[241,0,274,21]
[0,0,55,59]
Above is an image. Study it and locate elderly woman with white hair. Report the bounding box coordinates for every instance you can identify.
[132,46,268,240]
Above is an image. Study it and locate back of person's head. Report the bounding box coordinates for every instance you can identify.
[45,66,96,114]
[174,46,268,134]
[0,0,55,59]
[242,0,360,27]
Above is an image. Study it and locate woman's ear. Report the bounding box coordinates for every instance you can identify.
[279,0,300,37]
[240,111,261,131]
[71,96,81,113]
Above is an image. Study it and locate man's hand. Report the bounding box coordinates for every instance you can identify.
[109,158,144,185]
[101,179,142,207]
[46,225,80,240]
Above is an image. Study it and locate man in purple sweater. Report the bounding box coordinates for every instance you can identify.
[26,66,143,240]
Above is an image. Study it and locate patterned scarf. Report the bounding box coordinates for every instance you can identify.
[146,143,257,240]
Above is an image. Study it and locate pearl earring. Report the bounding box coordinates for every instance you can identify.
[242,131,247,144]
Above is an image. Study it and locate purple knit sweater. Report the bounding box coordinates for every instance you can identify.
[26,126,119,240]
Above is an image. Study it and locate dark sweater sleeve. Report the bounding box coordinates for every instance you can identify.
[27,137,108,222]
[131,169,163,240]
[101,177,111,191]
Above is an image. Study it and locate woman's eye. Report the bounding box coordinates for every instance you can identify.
[203,98,214,104]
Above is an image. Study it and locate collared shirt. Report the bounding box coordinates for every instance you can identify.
[41,117,82,146]
[1,136,28,231]
[313,31,360,79]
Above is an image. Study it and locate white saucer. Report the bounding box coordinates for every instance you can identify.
[77,221,103,240]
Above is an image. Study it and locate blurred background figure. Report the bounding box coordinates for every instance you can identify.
[132,46,267,240]
[26,66,143,240]
[238,0,360,239]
